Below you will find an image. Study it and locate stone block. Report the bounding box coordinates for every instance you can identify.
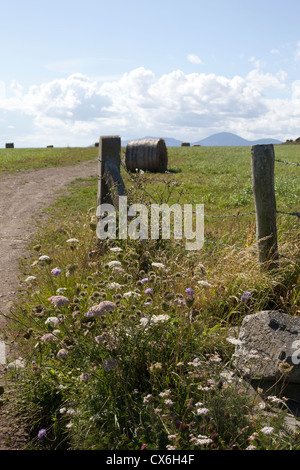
[232,311,300,384]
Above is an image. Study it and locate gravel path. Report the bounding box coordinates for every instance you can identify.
[0,159,97,449]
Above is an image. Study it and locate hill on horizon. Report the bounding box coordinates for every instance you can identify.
[121,132,282,147]
[193,132,282,147]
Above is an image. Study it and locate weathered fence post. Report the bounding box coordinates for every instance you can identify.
[97,135,126,208]
[251,144,278,269]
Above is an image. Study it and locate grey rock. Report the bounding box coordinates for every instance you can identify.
[232,311,300,384]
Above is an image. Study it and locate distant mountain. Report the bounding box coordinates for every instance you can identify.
[193,132,282,147]
[121,132,282,148]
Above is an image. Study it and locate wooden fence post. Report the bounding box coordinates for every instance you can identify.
[97,135,126,208]
[251,144,278,269]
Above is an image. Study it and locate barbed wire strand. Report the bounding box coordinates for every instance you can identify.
[121,162,299,220]
[120,160,299,263]
[276,210,300,218]
[275,158,300,167]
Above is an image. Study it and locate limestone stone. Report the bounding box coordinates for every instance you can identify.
[232,310,300,384]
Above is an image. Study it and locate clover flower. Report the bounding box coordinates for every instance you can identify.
[39,255,52,265]
[159,390,171,397]
[56,288,67,294]
[193,435,213,446]
[56,348,69,360]
[266,396,286,404]
[48,295,69,307]
[260,426,274,435]
[197,280,212,287]
[66,238,79,244]
[25,276,37,283]
[143,394,153,404]
[108,260,122,268]
[107,282,122,290]
[123,291,141,299]
[66,238,79,250]
[85,300,116,318]
[45,316,60,327]
[196,407,210,416]
[40,333,58,342]
[164,399,174,407]
[140,314,169,328]
[151,262,165,269]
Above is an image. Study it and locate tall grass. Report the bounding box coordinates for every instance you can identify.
[2,145,299,450]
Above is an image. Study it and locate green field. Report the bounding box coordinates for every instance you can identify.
[1,144,298,217]
[0,146,98,173]
[2,144,300,451]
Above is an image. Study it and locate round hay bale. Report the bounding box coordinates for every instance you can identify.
[181,142,190,147]
[125,138,168,172]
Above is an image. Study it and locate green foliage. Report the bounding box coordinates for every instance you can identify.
[3,145,300,450]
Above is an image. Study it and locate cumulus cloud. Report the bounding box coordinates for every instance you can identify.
[0,66,297,146]
[187,54,202,65]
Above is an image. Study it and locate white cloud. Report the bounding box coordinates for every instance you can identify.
[187,54,202,65]
[0,66,298,146]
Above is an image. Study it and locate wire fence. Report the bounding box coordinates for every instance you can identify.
[275,158,300,167]
[120,154,299,264]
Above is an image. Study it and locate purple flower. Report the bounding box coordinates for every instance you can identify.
[185,288,194,297]
[48,295,69,307]
[38,429,46,439]
[144,288,152,294]
[241,291,252,303]
[141,278,149,284]
[85,301,116,318]
[51,267,62,276]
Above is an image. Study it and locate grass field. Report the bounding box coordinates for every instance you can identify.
[0,146,98,173]
[2,144,300,450]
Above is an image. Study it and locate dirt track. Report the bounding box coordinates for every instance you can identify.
[0,159,97,449]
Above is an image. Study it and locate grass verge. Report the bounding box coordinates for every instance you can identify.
[1,146,300,450]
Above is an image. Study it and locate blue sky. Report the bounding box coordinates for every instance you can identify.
[1,0,300,146]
